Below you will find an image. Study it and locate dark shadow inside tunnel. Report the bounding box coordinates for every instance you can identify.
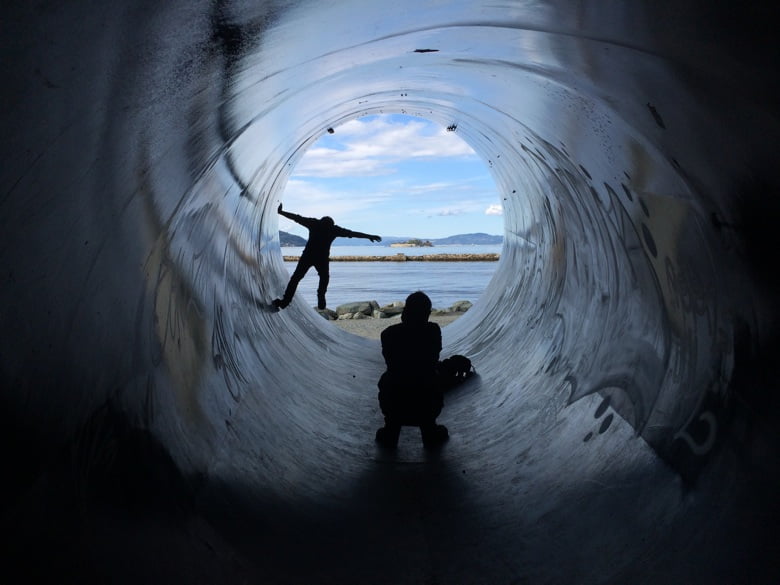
[2,1,780,583]
[4,397,777,585]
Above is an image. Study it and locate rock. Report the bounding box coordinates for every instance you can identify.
[378,301,404,315]
[352,312,368,319]
[314,307,338,320]
[451,300,473,312]
[338,313,354,320]
[336,300,379,316]
[372,309,387,319]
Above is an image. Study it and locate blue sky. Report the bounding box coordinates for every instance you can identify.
[280,114,503,240]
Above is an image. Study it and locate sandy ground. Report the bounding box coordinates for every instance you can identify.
[329,313,463,339]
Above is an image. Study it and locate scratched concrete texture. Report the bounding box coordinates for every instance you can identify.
[1,1,778,583]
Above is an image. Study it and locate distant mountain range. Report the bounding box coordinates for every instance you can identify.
[280,231,502,247]
[428,233,503,245]
[279,231,307,246]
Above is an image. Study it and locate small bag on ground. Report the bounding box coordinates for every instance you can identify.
[438,355,474,391]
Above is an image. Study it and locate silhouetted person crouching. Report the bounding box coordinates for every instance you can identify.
[375,291,449,448]
[273,203,381,310]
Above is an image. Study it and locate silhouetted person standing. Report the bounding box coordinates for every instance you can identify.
[375,291,449,448]
[273,203,381,310]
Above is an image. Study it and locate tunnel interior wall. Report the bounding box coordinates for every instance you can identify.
[2,0,779,516]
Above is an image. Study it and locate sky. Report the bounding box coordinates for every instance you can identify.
[280,114,503,240]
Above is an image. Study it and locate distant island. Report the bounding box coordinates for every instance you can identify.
[279,231,502,247]
[390,238,433,248]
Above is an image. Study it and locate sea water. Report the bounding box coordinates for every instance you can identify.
[281,244,502,310]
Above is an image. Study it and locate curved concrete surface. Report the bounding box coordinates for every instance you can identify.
[2,1,779,583]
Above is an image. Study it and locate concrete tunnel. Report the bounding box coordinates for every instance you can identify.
[2,1,779,583]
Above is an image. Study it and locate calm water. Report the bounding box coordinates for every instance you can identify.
[282,244,503,257]
[281,245,501,309]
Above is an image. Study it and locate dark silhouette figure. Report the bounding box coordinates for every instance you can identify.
[375,291,449,448]
[273,203,381,310]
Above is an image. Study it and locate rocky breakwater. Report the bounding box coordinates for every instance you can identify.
[315,299,473,321]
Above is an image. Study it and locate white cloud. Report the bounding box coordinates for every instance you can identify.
[292,115,476,178]
[281,180,366,224]
[485,204,503,216]
[293,148,394,178]
[434,208,466,217]
[407,181,465,194]
[279,179,399,232]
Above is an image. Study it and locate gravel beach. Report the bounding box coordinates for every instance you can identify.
[330,313,463,339]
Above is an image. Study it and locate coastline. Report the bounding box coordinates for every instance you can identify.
[282,253,499,262]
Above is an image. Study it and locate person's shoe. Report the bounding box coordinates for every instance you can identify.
[272,298,289,309]
[375,426,399,449]
[317,294,326,310]
[422,424,449,448]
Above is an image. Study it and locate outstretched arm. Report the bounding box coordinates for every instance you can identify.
[335,226,382,242]
[278,203,316,228]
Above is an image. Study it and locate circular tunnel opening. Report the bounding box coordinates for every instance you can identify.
[2,1,779,584]
[277,112,504,336]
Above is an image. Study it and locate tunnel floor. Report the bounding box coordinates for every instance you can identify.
[4,362,778,585]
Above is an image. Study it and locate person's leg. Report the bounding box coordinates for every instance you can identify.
[376,381,401,447]
[274,259,311,308]
[420,391,447,447]
[420,419,448,447]
[314,261,330,310]
[375,418,401,448]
